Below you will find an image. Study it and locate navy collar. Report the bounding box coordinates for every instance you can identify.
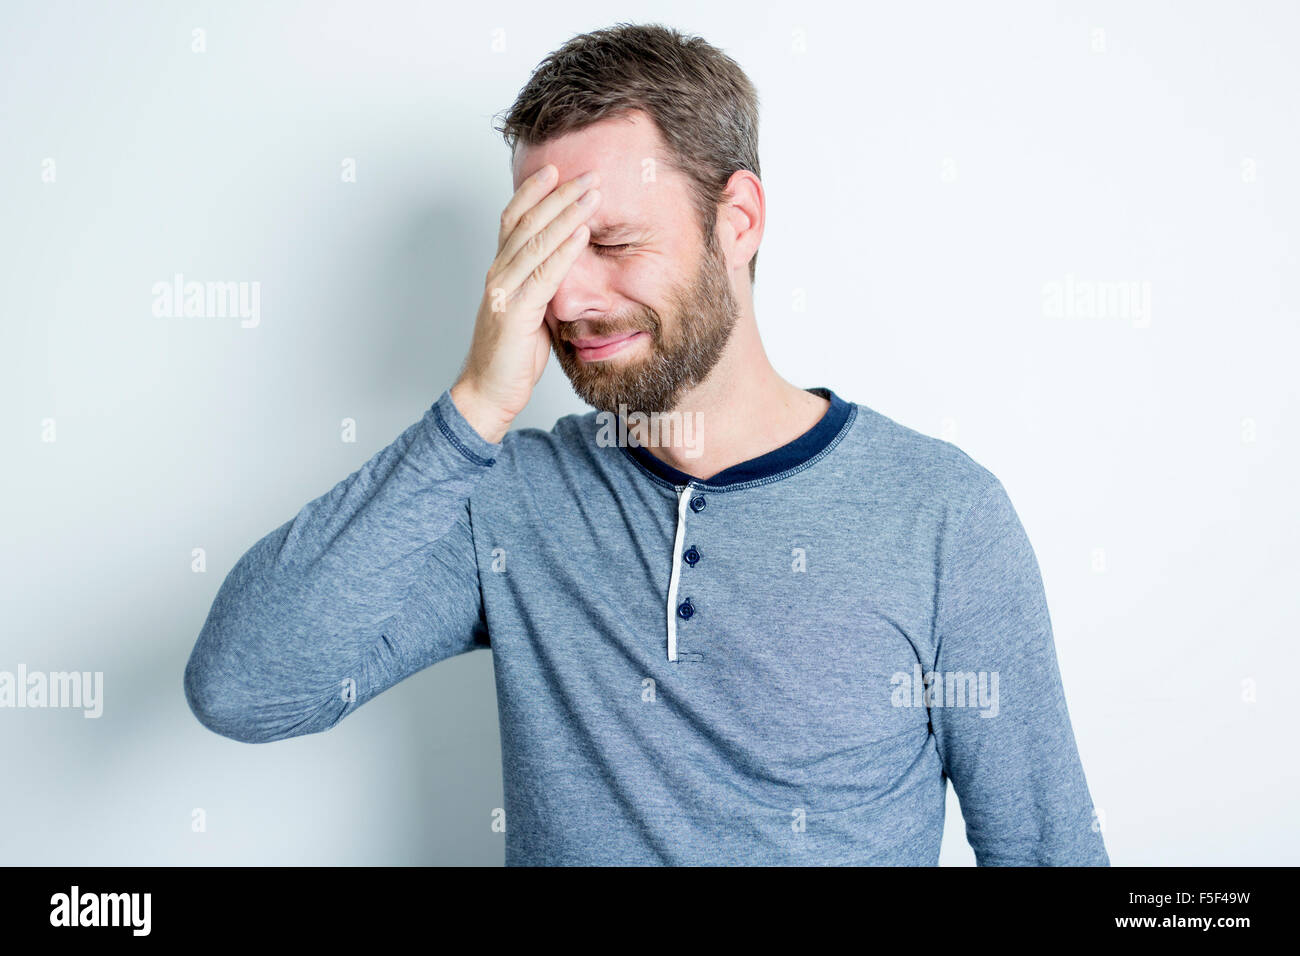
[619,387,854,488]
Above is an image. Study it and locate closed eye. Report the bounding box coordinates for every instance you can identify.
[592,243,631,255]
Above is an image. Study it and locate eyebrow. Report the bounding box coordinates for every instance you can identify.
[587,221,645,242]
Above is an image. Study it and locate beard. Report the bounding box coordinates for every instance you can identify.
[550,226,740,416]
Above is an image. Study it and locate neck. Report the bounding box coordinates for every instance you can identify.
[623,303,830,482]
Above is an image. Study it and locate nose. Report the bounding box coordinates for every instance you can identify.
[546,242,611,326]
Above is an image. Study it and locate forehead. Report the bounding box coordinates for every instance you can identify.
[511,110,683,223]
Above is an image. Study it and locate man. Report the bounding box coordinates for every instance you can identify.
[184,23,1109,866]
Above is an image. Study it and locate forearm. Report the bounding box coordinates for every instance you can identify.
[183,389,502,742]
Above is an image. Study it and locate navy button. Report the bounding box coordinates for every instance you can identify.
[690,495,706,512]
[677,598,695,619]
[683,546,700,566]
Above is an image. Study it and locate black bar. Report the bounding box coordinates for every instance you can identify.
[2,865,1280,942]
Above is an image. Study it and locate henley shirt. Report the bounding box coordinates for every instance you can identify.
[184,385,1110,866]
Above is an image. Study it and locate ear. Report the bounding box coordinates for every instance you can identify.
[715,169,764,274]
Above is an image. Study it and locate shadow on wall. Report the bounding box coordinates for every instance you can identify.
[358,186,587,429]
[15,188,513,864]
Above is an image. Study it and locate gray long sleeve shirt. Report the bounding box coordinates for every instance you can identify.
[184,385,1109,866]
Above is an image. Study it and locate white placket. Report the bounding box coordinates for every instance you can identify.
[665,483,694,662]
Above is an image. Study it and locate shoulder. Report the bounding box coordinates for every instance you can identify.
[473,406,608,494]
[497,406,599,459]
[841,401,1041,597]
[845,400,1003,519]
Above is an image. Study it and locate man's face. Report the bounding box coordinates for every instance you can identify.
[512,111,740,416]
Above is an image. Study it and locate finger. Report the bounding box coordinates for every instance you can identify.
[494,188,601,301]
[514,222,591,313]
[497,169,598,267]
[497,164,558,252]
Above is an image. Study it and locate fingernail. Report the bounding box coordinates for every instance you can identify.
[578,189,599,206]
[575,171,596,188]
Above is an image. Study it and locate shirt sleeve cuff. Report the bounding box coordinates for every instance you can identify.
[425,387,503,467]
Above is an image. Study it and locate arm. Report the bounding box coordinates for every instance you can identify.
[184,163,601,744]
[930,477,1109,865]
[183,387,502,744]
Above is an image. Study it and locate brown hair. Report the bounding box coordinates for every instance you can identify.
[495,22,762,284]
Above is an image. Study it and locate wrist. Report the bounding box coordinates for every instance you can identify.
[450,380,512,445]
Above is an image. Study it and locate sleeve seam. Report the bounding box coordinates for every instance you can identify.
[931,475,1003,654]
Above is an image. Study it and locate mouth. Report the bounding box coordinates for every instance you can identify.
[569,330,648,362]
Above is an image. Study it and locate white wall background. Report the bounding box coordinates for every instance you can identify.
[1,0,1296,865]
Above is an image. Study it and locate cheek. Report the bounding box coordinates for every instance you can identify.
[613,259,669,303]
[632,251,689,298]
